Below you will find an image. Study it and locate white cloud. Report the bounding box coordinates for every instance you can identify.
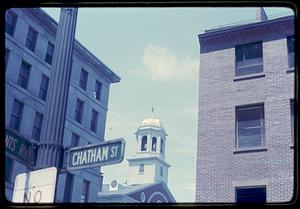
[141,44,199,82]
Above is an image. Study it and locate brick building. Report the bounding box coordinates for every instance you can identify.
[195,11,295,203]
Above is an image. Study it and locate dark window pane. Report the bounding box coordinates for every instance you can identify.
[9,100,24,131]
[32,112,43,141]
[5,157,14,183]
[39,75,49,101]
[25,27,38,52]
[90,109,99,133]
[79,69,88,90]
[18,61,31,89]
[152,137,157,151]
[94,80,102,101]
[71,133,80,147]
[141,136,147,151]
[63,173,74,202]
[139,164,144,173]
[80,180,90,203]
[5,10,17,36]
[45,42,54,65]
[287,36,295,68]
[160,138,164,154]
[5,48,10,69]
[75,99,84,123]
[236,187,266,203]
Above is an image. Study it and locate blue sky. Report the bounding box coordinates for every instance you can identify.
[43,7,293,202]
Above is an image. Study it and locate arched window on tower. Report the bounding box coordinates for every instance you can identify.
[152,137,157,151]
[141,136,147,151]
[160,138,164,154]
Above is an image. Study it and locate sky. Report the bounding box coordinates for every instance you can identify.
[43,6,293,202]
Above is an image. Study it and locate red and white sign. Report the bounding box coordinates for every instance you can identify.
[12,167,57,203]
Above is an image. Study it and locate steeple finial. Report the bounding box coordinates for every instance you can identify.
[151,106,154,118]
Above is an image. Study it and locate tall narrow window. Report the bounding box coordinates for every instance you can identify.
[45,42,54,65]
[5,157,14,183]
[80,180,90,203]
[74,99,84,124]
[94,80,102,101]
[236,104,265,148]
[39,75,49,101]
[5,10,17,37]
[32,111,43,141]
[236,186,266,203]
[160,138,164,154]
[18,61,31,90]
[152,137,157,151]
[90,109,99,133]
[291,99,295,143]
[25,26,38,52]
[141,136,147,151]
[235,42,263,76]
[63,173,74,202]
[287,35,295,69]
[9,99,24,132]
[79,69,88,90]
[71,133,80,147]
[160,166,163,177]
[139,164,144,174]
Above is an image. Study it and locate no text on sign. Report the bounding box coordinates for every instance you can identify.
[66,138,125,171]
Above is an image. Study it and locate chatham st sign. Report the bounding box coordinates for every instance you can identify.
[66,138,125,171]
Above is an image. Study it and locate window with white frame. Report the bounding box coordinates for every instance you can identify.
[287,35,295,69]
[236,104,265,148]
[235,42,263,76]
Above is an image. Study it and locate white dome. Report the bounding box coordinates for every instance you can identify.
[140,118,164,129]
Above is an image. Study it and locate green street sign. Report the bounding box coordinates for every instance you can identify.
[66,138,125,171]
[5,129,37,166]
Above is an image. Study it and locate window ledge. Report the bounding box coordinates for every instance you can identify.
[287,68,295,73]
[234,73,265,82]
[233,147,268,154]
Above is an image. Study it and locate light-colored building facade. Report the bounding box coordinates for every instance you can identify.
[98,116,175,203]
[195,12,295,203]
[5,8,120,202]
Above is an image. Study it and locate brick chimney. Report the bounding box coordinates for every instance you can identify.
[256,7,268,22]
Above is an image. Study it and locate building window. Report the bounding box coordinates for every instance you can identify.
[152,137,157,151]
[236,104,265,148]
[45,42,54,65]
[139,164,144,174]
[63,173,74,202]
[160,138,164,154]
[9,99,24,132]
[79,69,88,90]
[291,99,295,143]
[94,80,102,101]
[141,136,147,151]
[5,10,17,37]
[5,48,10,70]
[25,26,38,52]
[39,75,49,101]
[236,186,266,203]
[90,109,99,133]
[74,99,84,123]
[71,133,80,147]
[235,42,263,76]
[5,157,14,183]
[160,166,163,177]
[80,180,90,203]
[287,35,295,69]
[32,111,43,141]
[18,61,31,90]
